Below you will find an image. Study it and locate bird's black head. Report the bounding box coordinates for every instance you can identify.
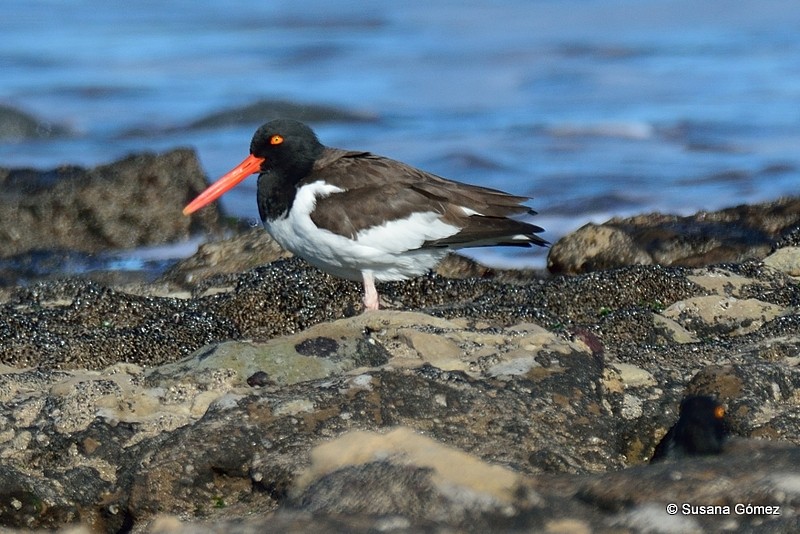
[182,119,326,217]
[250,119,325,179]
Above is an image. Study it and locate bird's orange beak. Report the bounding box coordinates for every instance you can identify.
[182,154,265,215]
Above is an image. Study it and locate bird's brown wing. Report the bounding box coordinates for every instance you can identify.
[307,149,547,248]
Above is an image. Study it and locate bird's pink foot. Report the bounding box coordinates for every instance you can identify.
[362,271,380,311]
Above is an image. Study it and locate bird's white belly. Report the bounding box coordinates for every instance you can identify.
[265,181,458,282]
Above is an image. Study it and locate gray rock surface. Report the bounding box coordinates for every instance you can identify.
[0,104,70,141]
[184,99,377,130]
[548,197,800,275]
[0,250,799,532]
[121,99,377,138]
[0,149,222,258]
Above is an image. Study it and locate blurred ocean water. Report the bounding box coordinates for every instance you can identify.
[2,0,799,269]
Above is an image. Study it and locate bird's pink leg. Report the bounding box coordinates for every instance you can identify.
[362,271,380,311]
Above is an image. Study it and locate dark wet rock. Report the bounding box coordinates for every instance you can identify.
[775,225,800,248]
[0,104,70,141]
[570,443,800,530]
[127,440,800,533]
[1,241,800,531]
[0,149,223,261]
[121,100,376,138]
[548,196,800,275]
[246,370,273,387]
[0,465,81,529]
[0,280,237,369]
[184,99,377,130]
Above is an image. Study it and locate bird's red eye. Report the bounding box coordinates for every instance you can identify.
[714,405,725,419]
[270,135,284,145]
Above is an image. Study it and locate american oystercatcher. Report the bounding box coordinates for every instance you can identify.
[183,119,547,310]
[650,396,729,463]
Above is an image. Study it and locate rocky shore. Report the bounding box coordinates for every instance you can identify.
[1,122,800,532]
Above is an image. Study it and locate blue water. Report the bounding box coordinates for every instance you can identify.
[2,0,800,269]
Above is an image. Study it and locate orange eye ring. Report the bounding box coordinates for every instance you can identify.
[270,134,284,145]
[714,405,725,419]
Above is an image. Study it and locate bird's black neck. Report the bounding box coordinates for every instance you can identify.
[257,170,295,221]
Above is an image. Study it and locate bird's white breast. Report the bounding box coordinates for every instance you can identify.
[265,180,458,282]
